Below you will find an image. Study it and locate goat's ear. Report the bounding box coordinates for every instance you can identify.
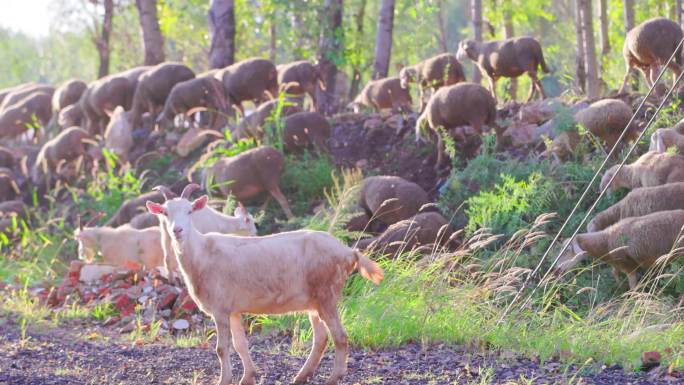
[146,201,166,215]
[192,195,208,211]
[234,202,248,218]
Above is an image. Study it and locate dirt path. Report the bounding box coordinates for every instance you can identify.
[0,320,678,385]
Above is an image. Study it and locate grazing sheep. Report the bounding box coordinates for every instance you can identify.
[361,212,455,256]
[618,17,683,94]
[282,111,331,153]
[74,225,164,270]
[649,120,684,152]
[202,146,294,219]
[0,84,55,112]
[0,84,31,107]
[350,77,412,113]
[555,210,684,289]
[415,82,500,168]
[0,91,53,140]
[130,62,196,128]
[575,99,637,150]
[277,60,325,109]
[103,106,134,163]
[146,185,383,385]
[0,168,19,202]
[105,190,169,227]
[156,75,229,129]
[57,103,84,129]
[600,151,684,192]
[232,98,302,140]
[128,212,159,229]
[588,183,684,232]
[399,53,466,111]
[52,79,87,112]
[0,200,27,234]
[359,176,429,227]
[0,146,16,169]
[31,126,90,184]
[79,74,134,134]
[215,57,279,113]
[457,36,550,102]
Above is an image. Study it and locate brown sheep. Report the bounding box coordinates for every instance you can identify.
[215,57,279,113]
[600,151,684,193]
[31,126,90,184]
[0,200,27,234]
[58,103,84,129]
[574,99,637,150]
[588,182,684,232]
[358,175,429,227]
[399,53,466,111]
[361,212,455,256]
[105,190,170,227]
[555,210,684,289]
[52,79,87,112]
[202,146,294,219]
[79,75,134,134]
[0,84,55,112]
[0,168,19,202]
[156,75,228,129]
[415,82,500,168]
[457,36,550,102]
[282,111,331,153]
[130,62,196,128]
[232,98,302,140]
[128,212,159,229]
[618,17,683,94]
[649,119,684,153]
[0,84,29,107]
[0,91,53,140]
[277,60,325,110]
[350,77,412,113]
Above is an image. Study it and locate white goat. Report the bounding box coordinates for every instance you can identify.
[146,184,384,385]
[74,224,164,269]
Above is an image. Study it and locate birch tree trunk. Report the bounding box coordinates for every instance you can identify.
[471,0,483,83]
[502,0,516,100]
[316,0,344,114]
[372,0,395,79]
[136,0,165,65]
[574,0,586,93]
[96,0,114,78]
[349,0,367,99]
[580,0,599,98]
[208,0,235,69]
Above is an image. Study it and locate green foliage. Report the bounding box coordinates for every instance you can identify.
[281,153,335,216]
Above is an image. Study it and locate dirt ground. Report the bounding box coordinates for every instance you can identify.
[0,319,679,385]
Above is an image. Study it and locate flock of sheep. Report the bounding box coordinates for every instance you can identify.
[1,13,684,385]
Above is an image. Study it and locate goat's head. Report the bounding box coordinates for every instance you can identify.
[147,183,207,243]
[234,202,258,236]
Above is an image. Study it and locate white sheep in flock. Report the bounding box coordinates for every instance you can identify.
[146,184,384,385]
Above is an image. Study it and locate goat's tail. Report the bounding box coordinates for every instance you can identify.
[353,250,384,285]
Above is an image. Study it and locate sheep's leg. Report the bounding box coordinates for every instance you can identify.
[618,66,634,94]
[667,62,683,90]
[230,313,257,385]
[269,187,294,219]
[214,317,234,385]
[434,133,445,171]
[259,194,272,212]
[318,305,348,385]
[487,76,498,103]
[418,86,425,112]
[292,312,328,384]
[525,72,538,102]
[529,71,546,100]
[638,67,654,89]
[627,271,639,290]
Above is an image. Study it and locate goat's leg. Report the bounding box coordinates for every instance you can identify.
[230,313,257,385]
[318,304,349,385]
[269,187,294,219]
[214,317,234,385]
[292,312,329,384]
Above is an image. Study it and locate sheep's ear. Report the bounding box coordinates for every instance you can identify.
[192,195,208,212]
[234,202,248,218]
[146,201,166,215]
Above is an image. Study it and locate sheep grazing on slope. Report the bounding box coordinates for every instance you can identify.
[588,182,684,232]
[52,79,87,113]
[0,84,55,112]
[79,75,134,134]
[457,36,550,102]
[58,103,84,129]
[0,84,33,107]
[146,184,383,385]
[74,224,164,270]
[282,111,331,153]
[619,17,683,94]
[156,75,229,129]
[130,62,196,128]
[202,146,294,219]
[105,189,171,227]
[649,119,684,153]
[128,212,159,229]
[600,151,684,193]
[415,82,500,168]
[232,98,302,140]
[0,91,53,140]
[574,98,637,150]
[359,175,429,227]
[350,77,412,113]
[0,146,16,169]
[277,60,326,110]
[360,212,456,256]
[215,57,279,114]
[555,210,684,289]
[399,53,466,111]
[31,126,90,184]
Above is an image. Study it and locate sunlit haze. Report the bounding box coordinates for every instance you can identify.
[0,0,52,37]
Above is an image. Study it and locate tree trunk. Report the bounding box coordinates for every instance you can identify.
[208,0,235,69]
[96,0,114,78]
[574,0,586,92]
[316,0,344,114]
[598,0,609,54]
[471,0,483,83]
[269,20,277,62]
[623,0,634,33]
[677,0,682,27]
[502,0,516,100]
[436,0,448,53]
[372,0,395,79]
[349,0,367,99]
[580,0,599,98]
[136,0,165,65]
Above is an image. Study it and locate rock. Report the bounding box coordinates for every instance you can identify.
[113,294,136,316]
[518,98,561,125]
[79,264,118,284]
[172,289,198,316]
[172,319,189,330]
[363,118,383,132]
[503,123,539,147]
[355,159,368,169]
[384,114,404,134]
[641,351,661,372]
[119,321,136,334]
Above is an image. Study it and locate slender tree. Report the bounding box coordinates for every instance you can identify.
[436,0,448,53]
[502,0,516,99]
[208,0,235,69]
[573,0,586,92]
[316,0,344,114]
[95,0,114,78]
[269,20,276,62]
[677,0,682,27]
[623,0,634,33]
[579,0,599,98]
[136,0,165,65]
[372,0,395,79]
[349,0,368,99]
[598,0,609,54]
[471,0,483,83]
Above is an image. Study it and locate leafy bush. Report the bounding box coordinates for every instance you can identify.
[281,153,335,216]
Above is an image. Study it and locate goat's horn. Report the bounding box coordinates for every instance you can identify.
[181,183,200,200]
[152,185,177,201]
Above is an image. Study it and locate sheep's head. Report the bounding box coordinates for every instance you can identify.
[399,67,416,89]
[234,202,258,236]
[553,237,587,276]
[147,184,207,244]
[59,104,83,128]
[457,40,478,62]
[599,165,621,193]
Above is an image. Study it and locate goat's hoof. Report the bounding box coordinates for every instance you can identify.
[239,378,256,385]
[291,374,310,384]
